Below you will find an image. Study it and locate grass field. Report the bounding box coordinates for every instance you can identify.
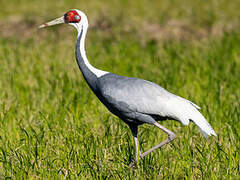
[0,0,240,179]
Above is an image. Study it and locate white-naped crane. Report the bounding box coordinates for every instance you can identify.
[39,9,217,167]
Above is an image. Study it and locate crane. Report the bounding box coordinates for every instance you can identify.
[39,9,217,167]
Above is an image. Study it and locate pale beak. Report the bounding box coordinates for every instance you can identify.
[39,16,65,28]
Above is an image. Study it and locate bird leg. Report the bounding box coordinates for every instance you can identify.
[128,122,175,167]
[134,136,141,161]
[129,136,141,168]
[140,122,176,159]
[128,125,141,168]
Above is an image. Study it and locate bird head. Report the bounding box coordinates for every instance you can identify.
[39,9,88,30]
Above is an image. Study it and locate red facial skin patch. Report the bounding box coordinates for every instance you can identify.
[64,10,81,23]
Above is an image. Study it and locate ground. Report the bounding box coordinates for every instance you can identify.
[0,0,239,179]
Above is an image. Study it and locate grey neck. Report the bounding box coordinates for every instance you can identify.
[75,28,98,93]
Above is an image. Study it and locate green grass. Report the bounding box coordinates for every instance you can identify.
[0,0,240,179]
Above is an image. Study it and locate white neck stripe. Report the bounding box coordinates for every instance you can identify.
[77,25,109,78]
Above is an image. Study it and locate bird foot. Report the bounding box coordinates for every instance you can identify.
[128,160,135,169]
[128,158,142,169]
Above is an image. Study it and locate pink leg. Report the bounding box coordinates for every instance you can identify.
[140,122,176,158]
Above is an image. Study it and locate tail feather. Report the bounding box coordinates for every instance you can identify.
[188,102,217,138]
[169,97,217,138]
[190,110,217,138]
[188,100,201,110]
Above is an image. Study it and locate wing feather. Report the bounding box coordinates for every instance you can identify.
[98,74,216,137]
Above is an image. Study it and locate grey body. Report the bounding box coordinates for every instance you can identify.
[76,29,173,127]
[97,73,171,125]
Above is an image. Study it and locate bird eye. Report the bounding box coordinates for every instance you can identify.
[75,15,80,20]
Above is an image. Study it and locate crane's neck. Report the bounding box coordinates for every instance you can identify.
[75,25,108,92]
